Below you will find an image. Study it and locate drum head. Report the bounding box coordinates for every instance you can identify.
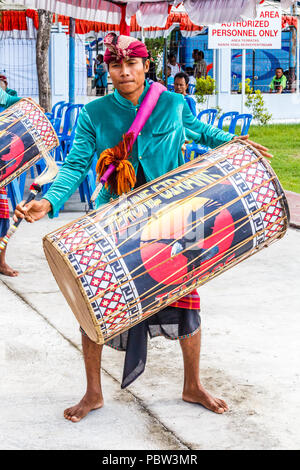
[43,237,103,344]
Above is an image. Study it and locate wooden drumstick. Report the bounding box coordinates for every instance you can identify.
[0,152,58,251]
[89,163,115,208]
[0,183,42,250]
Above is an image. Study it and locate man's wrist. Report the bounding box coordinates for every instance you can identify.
[41,198,52,213]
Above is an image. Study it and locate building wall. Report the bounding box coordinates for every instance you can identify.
[0,38,39,98]
[0,33,87,105]
[194,93,300,123]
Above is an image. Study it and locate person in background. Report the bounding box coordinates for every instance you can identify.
[159,66,174,89]
[192,49,199,76]
[174,71,197,116]
[93,54,108,96]
[186,67,196,86]
[269,68,287,94]
[0,75,17,97]
[0,84,19,277]
[194,51,207,79]
[167,65,174,88]
[167,54,181,77]
[145,51,157,82]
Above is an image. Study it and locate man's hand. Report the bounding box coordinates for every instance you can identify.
[233,135,273,159]
[14,199,52,224]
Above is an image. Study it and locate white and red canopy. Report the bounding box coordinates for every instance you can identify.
[7,1,272,31]
[1,1,297,40]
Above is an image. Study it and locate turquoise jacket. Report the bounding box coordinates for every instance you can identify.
[43,81,234,216]
[0,87,20,108]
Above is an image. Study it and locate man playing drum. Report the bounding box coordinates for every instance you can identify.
[14,34,271,422]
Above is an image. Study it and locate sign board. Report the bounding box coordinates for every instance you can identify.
[208,5,282,49]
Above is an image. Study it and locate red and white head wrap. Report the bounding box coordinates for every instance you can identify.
[0,75,8,85]
[104,33,148,65]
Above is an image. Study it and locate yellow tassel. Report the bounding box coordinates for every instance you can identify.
[95,132,136,195]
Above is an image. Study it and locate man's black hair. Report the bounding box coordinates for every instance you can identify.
[174,72,189,86]
[276,67,284,72]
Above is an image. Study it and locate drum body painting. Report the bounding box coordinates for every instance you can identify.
[0,99,58,189]
[43,141,290,344]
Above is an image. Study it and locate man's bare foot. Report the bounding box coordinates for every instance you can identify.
[64,392,103,423]
[182,383,229,414]
[0,262,19,277]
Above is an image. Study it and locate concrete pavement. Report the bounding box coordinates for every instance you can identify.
[286,190,300,229]
[1,191,300,450]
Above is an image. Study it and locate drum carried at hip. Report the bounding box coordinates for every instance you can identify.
[43,140,290,345]
[0,98,58,189]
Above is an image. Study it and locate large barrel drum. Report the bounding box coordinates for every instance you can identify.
[43,140,289,344]
[0,98,58,189]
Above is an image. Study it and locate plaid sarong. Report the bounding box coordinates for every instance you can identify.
[0,188,9,219]
[171,290,201,310]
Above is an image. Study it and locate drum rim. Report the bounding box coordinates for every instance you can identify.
[43,235,105,345]
[240,139,291,229]
[0,98,59,189]
[20,98,60,148]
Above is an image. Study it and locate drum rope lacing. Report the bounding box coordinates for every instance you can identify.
[47,145,287,304]
[95,214,287,331]
[91,191,281,310]
[67,153,267,275]
[89,188,282,299]
[50,185,287,326]
[51,143,258,256]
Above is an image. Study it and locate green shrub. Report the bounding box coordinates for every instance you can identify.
[195,76,217,105]
[239,78,272,126]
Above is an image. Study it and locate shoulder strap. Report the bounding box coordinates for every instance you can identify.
[90,82,167,207]
[127,82,166,146]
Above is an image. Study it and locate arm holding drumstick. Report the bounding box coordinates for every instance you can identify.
[1,152,58,249]
[14,197,52,223]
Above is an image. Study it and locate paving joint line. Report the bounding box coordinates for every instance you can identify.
[1,279,191,451]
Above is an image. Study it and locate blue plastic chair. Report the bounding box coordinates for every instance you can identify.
[197,108,218,125]
[184,142,209,163]
[78,169,96,210]
[51,103,71,159]
[18,171,29,199]
[218,111,239,130]
[45,100,66,121]
[50,117,61,135]
[229,113,253,135]
[79,154,98,205]
[188,84,196,95]
[51,100,66,119]
[53,104,79,161]
[56,101,70,120]
[7,179,22,211]
[59,104,83,160]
